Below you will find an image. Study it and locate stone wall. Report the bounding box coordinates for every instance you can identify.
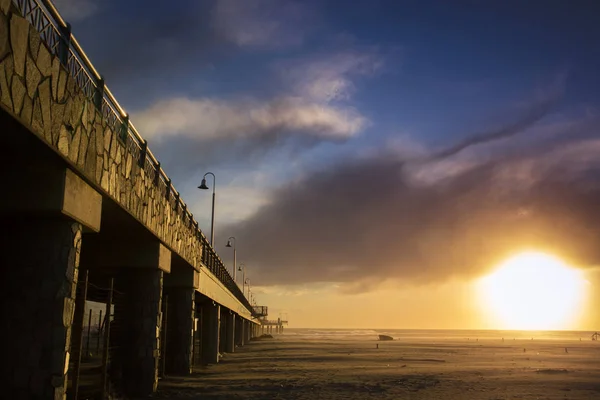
[0,216,81,399]
[112,269,163,396]
[0,4,203,270]
[164,287,195,375]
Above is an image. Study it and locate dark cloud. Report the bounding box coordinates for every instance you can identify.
[150,130,328,177]
[66,0,227,105]
[228,116,600,288]
[428,95,558,160]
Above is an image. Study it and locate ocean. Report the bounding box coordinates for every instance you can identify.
[283,328,596,342]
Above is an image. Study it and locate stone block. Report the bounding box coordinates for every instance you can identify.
[10,14,28,77]
[25,54,41,97]
[36,43,52,77]
[77,129,88,168]
[85,130,97,175]
[95,155,103,182]
[20,92,32,123]
[57,125,70,156]
[11,75,26,114]
[51,102,65,145]
[28,25,41,60]
[31,96,45,138]
[0,57,11,109]
[39,78,52,132]
[51,57,59,100]
[69,124,81,162]
[57,67,67,102]
[0,11,8,61]
[62,298,75,327]
[0,0,10,15]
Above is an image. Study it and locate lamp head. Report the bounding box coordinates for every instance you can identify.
[198,178,209,190]
[238,265,242,271]
[226,239,232,247]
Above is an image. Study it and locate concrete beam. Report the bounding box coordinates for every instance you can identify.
[0,166,102,231]
[197,266,252,320]
[164,258,199,289]
[81,237,171,273]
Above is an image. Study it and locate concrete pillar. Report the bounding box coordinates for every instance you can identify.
[219,308,227,355]
[81,236,170,397]
[113,269,163,397]
[236,316,245,347]
[165,287,195,374]
[164,261,198,375]
[225,312,235,353]
[0,217,83,399]
[201,303,220,364]
[0,166,101,400]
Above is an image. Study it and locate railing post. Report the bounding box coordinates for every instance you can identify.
[154,162,161,186]
[58,22,72,67]
[120,114,129,142]
[94,77,105,111]
[165,179,172,200]
[138,140,148,168]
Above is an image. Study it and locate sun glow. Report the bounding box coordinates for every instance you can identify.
[479,251,586,330]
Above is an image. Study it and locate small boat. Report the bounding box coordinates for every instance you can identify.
[378,334,393,341]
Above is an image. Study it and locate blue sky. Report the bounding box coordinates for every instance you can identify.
[54,0,600,327]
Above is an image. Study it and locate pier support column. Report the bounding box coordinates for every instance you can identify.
[225,311,235,353]
[164,262,198,375]
[165,287,195,374]
[0,167,102,400]
[81,236,170,398]
[1,218,83,400]
[113,269,164,396]
[236,316,245,347]
[201,303,220,364]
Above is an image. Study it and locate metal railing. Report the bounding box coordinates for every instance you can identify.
[11,0,255,314]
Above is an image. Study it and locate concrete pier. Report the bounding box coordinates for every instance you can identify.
[236,315,245,347]
[225,311,236,353]
[163,258,197,375]
[1,217,84,399]
[201,303,220,364]
[0,2,265,398]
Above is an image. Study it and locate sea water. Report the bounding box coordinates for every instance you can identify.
[283,328,595,342]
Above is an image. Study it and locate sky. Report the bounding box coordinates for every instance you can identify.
[56,0,600,329]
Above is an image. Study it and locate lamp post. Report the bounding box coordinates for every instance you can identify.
[245,278,250,299]
[226,236,237,281]
[238,263,246,292]
[198,172,216,245]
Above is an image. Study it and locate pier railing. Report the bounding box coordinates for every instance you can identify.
[12,0,255,315]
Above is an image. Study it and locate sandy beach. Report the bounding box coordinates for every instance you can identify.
[153,330,600,400]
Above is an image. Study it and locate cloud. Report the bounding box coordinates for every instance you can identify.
[53,0,98,21]
[132,96,366,142]
[226,111,600,288]
[130,49,381,166]
[280,51,384,102]
[211,0,313,48]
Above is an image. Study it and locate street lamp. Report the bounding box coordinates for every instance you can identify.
[198,172,215,245]
[238,263,246,293]
[226,236,237,281]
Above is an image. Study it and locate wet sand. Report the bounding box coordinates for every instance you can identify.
[154,335,600,399]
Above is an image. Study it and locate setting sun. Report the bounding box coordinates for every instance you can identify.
[479,252,587,330]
